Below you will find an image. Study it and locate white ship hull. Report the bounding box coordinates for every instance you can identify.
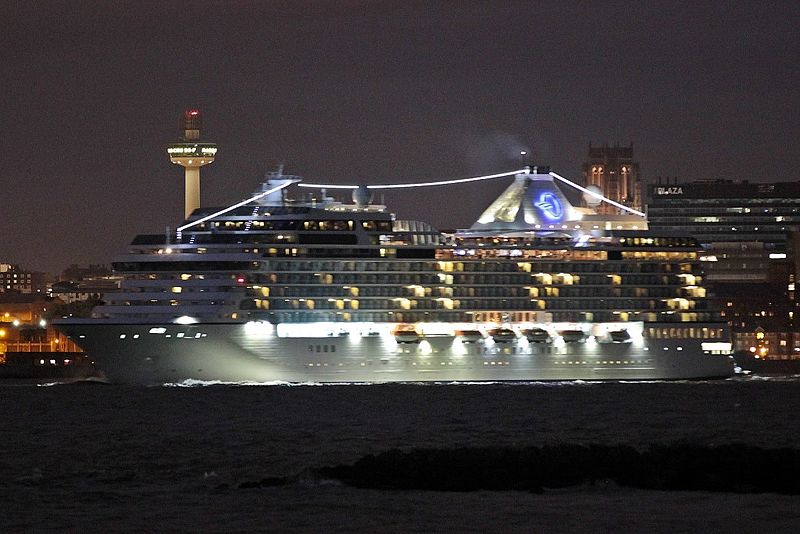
[58,321,735,385]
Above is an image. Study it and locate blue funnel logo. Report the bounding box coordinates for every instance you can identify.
[535,192,564,221]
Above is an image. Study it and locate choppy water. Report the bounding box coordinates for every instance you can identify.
[2,376,800,532]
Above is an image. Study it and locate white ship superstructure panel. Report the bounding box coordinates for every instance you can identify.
[59,321,732,384]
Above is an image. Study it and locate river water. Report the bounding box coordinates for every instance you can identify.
[2,376,799,532]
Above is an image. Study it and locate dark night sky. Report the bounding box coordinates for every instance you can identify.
[2,1,799,273]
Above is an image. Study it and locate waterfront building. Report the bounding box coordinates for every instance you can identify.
[581,143,642,215]
[0,263,48,294]
[0,293,48,325]
[0,293,83,353]
[647,180,800,358]
[0,292,90,376]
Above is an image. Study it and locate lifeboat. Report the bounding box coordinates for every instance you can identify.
[608,329,632,343]
[456,330,484,343]
[393,326,422,343]
[560,330,587,343]
[489,328,518,343]
[523,328,552,343]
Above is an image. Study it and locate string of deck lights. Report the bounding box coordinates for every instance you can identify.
[298,169,524,189]
[177,180,296,232]
[549,171,646,217]
[301,168,646,217]
[177,167,645,232]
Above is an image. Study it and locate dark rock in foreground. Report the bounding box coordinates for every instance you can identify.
[315,444,800,494]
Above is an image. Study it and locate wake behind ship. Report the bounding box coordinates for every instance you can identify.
[55,167,734,384]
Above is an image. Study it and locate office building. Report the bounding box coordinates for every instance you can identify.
[648,179,800,357]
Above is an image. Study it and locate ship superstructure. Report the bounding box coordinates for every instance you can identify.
[56,167,734,384]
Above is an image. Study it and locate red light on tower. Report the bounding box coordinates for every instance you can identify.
[181,109,202,138]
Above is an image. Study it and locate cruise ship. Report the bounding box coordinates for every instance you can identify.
[55,167,734,384]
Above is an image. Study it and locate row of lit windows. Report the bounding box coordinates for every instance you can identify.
[130,246,705,267]
[120,275,704,302]
[266,259,697,275]
[651,223,793,234]
[130,273,233,281]
[121,269,702,291]
[650,203,800,212]
[620,252,697,260]
[264,296,706,312]
[259,310,718,324]
[453,235,692,249]
[264,285,688,299]
[116,286,230,295]
[299,359,512,367]
[303,220,354,231]
[443,246,697,259]
[268,260,439,272]
[268,262,701,284]
[115,331,209,340]
[436,249,610,261]
[111,299,233,307]
[193,219,384,231]
[263,272,695,287]
[553,360,649,365]
[253,309,719,323]
[646,327,725,339]
[453,238,574,250]
[132,247,397,260]
[674,216,800,224]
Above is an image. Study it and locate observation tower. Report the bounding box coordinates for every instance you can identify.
[167,109,218,218]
